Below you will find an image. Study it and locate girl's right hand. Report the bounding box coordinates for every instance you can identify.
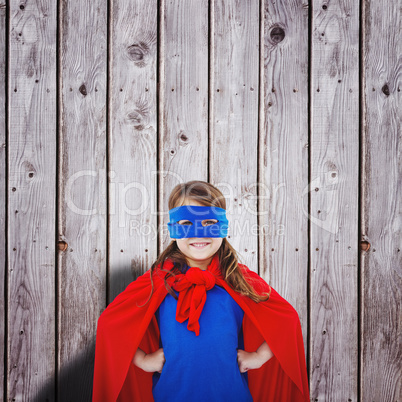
[133,348,165,373]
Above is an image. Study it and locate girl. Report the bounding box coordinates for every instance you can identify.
[93,181,309,402]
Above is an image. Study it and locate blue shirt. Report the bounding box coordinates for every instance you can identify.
[152,279,253,402]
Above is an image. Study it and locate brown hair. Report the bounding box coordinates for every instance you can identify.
[147,180,270,303]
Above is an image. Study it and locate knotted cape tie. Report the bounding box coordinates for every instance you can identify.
[165,254,223,336]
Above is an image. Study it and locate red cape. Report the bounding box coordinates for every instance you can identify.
[93,255,310,401]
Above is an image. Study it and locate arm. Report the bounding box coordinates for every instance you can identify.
[133,347,165,373]
[237,341,273,373]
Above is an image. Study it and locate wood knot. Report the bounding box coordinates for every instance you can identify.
[360,240,370,251]
[270,26,285,44]
[58,241,68,251]
[381,84,390,96]
[127,42,150,67]
[178,131,188,142]
[126,110,145,130]
[79,84,87,96]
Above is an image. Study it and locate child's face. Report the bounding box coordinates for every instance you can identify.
[174,201,223,270]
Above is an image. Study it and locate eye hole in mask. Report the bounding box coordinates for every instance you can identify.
[178,219,218,226]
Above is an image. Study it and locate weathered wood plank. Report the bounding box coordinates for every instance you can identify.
[58,0,107,400]
[310,0,360,399]
[0,1,6,399]
[159,0,209,251]
[8,0,57,400]
[361,0,402,400]
[109,0,158,301]
[210,0,260,271]
[260,0,309,351]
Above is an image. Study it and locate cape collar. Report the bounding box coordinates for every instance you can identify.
[159,253,223,336]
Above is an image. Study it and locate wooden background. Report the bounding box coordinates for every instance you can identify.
[1,0,401,400]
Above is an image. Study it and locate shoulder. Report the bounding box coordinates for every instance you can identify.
[237,264,300,319]
[237,263,271,296]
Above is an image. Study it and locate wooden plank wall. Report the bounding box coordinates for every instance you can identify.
[2,0,400,401]
[109,0,158,303]
[8,1,57,401]
[361,0,401,400]
[0,1,6,399]
[310,0,360,400]
[159,0,209,250]
[58,0,107,401]
[260,0,309,354]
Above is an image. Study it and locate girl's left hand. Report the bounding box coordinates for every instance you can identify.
[237,341,273,373]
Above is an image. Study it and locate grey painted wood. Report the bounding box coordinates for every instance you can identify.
[109,0,158,301]
[2,0,401,400]
[8,1,57,400]
[361,0,402,400]
[0,1,6,398]
[259,0,309,352]
[58,0,107,400]
[210,0,260,272]
[159,0,209,252]
[310,0,360,400]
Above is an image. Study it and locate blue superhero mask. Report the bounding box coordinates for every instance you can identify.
[167,205,229,239]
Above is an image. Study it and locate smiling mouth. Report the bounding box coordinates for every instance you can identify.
[190,242,210,248]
